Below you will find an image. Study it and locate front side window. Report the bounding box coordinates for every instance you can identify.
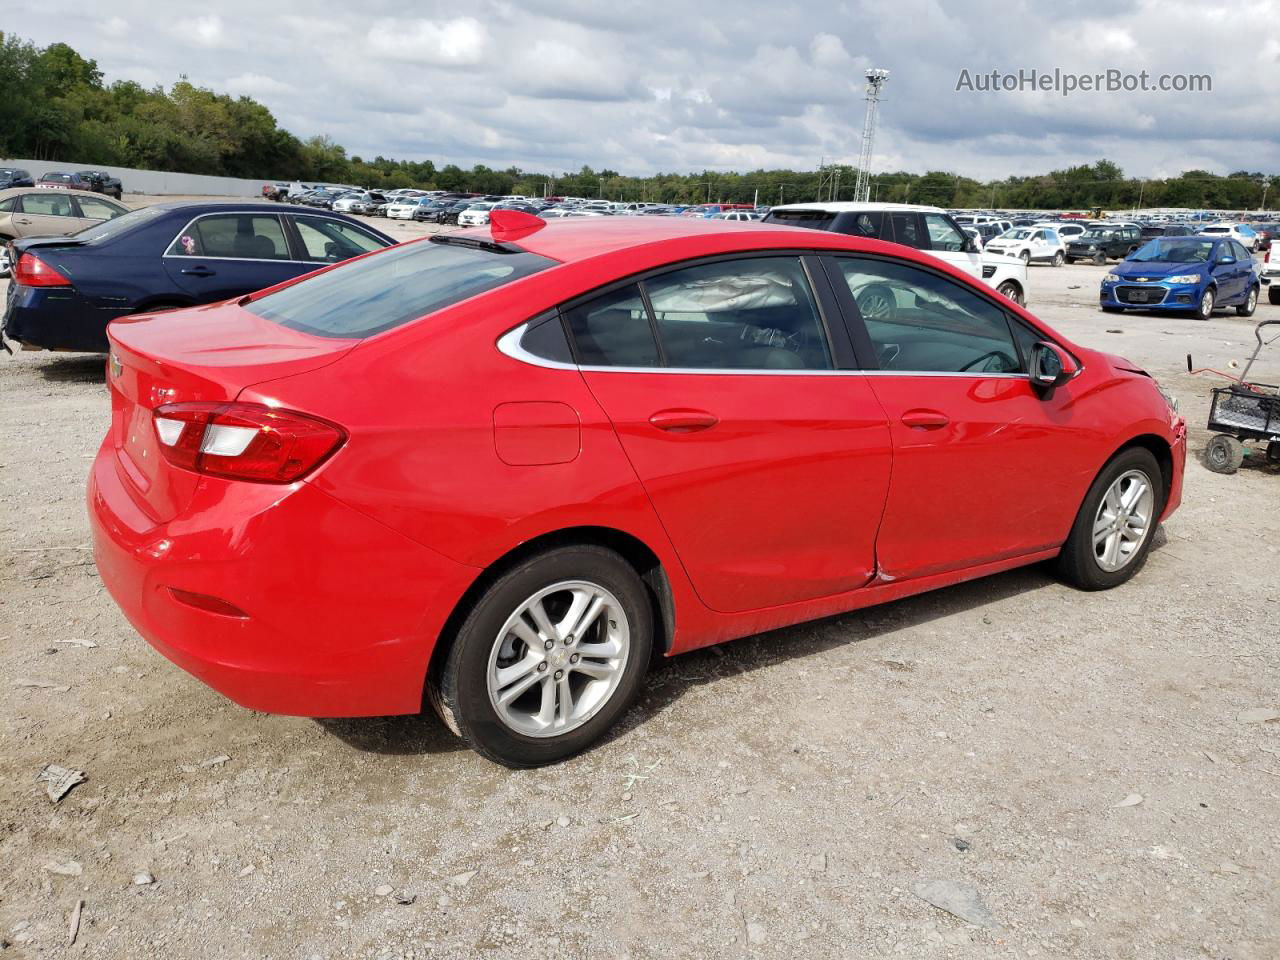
[20,192,76,217]
[293,216,385,262]
[246,238,554,339]
[923,214,966,252]
[835,257,1026,374]
[887,212,926,249]
[166,214,290,260]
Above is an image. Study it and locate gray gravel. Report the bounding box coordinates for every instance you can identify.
[2,212,1279,959]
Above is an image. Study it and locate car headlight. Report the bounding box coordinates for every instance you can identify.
[1101,275,1118,284]
[1165,274,1201,284]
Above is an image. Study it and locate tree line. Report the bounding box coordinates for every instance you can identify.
[0,33,1272,211]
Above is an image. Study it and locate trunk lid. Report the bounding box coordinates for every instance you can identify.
[105,301,357,523]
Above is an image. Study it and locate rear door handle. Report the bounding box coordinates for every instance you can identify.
[648,409,719,432]
[901,409,950,429]
[181,266,216,277]
[14,218,31,225]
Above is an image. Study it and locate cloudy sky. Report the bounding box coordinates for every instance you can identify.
[19,0,1280,180]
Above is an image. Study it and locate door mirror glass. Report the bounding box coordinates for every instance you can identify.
[1030,341,1074,391]
[1217,255,1235,265]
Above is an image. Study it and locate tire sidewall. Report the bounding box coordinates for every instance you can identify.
[1061,448,1164,590]
[439,546,653,767]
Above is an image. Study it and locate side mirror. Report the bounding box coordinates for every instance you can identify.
[1030,341,1076,394]
[962,236,979,253]
[1217,256,1236,265]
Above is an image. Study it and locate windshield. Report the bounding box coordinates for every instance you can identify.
[1001,228,1034,239]
[75,205,166,242]
[245,239,556,338]
[1200,227,1228,234]
[1129,238,1216,263]
[1079,230,1112,240]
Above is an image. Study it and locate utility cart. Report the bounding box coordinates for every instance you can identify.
[1200,319,1280,474]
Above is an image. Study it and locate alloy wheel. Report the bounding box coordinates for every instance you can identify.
[1091,469,1155,572]
[486,580,630,738]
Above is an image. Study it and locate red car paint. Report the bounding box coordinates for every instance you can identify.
[90,216,1186,717]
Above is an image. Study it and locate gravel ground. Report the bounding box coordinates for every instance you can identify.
[2,204,1279,959]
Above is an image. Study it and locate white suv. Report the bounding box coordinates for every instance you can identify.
[764,202,1029,304]
[983,226,1066,267]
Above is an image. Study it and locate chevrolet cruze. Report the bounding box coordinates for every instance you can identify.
[90,212,1186,766]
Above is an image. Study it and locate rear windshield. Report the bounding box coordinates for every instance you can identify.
[245,238,556,338]
[762,209,836,230]
[76,205,165,242]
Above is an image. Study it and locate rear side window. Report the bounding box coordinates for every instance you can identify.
[21,192,76,217]
[888,213,926,249]
[167,215,289,260]
[563,283,660,367]
[76,196,125,221]
[645,257,832,370]
[0,197,16,213]
[246,238,555,339]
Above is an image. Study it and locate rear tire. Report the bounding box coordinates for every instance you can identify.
[429,545,653,767]
[1055,447,1163,591]
[1092,252,1106,265]
[1205,434,1244,474]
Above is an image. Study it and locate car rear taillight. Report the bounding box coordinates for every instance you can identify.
[14,253,72,287]
[152,402,345,483]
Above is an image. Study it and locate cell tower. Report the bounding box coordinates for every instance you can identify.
[853,68,889,203]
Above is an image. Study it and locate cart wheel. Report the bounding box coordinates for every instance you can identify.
[1268,441,1280,464]
[1205,435,1244,474]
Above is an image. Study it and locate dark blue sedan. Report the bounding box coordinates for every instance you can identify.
[1099,234,1261,320]
[3,202,395,352]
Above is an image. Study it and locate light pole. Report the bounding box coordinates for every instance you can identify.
[1261,177,1273,211]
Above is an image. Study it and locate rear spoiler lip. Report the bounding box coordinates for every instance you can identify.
[9,234,89,256]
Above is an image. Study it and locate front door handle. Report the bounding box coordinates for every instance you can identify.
[649,409,719,432]
[901,409,950,429]
[181,266,216,277]
[14,217,31,225]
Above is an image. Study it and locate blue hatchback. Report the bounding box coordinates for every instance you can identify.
[1100,235,1261,320]
[3,202,395,352]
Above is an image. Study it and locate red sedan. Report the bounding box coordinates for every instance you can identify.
[90,212,1186,766]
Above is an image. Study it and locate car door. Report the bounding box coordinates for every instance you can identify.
[1209,242,1243,302]
[10,191,82,237]
[162,212,299,301]
[568,255,893,614]
[825,253,1094,580]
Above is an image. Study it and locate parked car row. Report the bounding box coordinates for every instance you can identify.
[32,170,124,199]
[0,188,130,277]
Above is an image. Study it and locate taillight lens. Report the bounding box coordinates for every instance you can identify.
[152,402,345,483]
[14,253,72,287]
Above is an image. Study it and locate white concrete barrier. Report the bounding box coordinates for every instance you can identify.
[1,158,274,198]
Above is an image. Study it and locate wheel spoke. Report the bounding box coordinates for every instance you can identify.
[576,636,624,659]
[1120,478,1147,512]
[496,662,544,706]
[534,674,557,726]
[1103,531,1122,568]
[527,597,559,641]
[571,660,615,681]
[555,676,575,727]
[495,652,542,693]
[508,616,542,650]
[558,589,605,642]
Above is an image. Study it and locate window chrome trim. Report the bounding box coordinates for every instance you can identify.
[497,323,1032,378]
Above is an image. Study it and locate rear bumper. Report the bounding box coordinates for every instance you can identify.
[89,438,480,717]
[4,285,119,352]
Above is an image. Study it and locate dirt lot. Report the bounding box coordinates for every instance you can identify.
[2,204,1279,960]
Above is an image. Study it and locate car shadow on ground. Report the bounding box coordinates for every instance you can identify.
[320,536,1180,759]
[35,354,106,383]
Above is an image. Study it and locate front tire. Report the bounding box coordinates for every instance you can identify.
[1269,286,1280,306]
[430,546,653,767]
[1055,447,1163,590]
[1236,285,1258,317]
[997,280,1023,306]
[1092,252,1106,265]
[1052,251,1064,267]
[1196,287,1216,320]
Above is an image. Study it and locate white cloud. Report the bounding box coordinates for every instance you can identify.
[365,17,487,65]
[225,73,295,97]
[186,15,226,48]
[810,33,849,67]
[98,17,128,39]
